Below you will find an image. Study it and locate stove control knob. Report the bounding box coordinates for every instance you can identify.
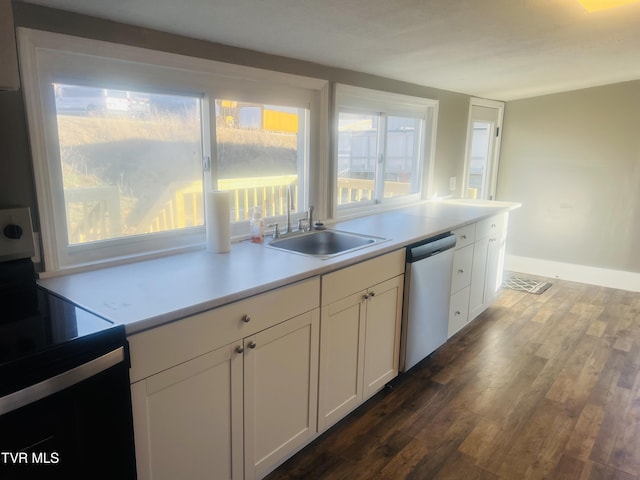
[3,224,23,240]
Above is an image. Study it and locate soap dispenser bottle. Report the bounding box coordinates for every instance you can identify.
[250,206,264,243]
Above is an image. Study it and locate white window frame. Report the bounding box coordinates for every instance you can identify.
[18,28,327,274]
[332,84,438,219]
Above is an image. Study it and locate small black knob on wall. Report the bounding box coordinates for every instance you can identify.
[3,224,23,240]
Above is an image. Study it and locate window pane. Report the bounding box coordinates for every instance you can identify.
[54,84,203,245]
[467,121,491,199]
[383,116,421,199]
[337,113,378,207]
[215,100,306,221]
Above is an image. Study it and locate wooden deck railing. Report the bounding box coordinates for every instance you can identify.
[219,175,299,220]
[336,178,410,205]
[141,175,300,233]
[65,186,121,244]
[144,181,203,233]
[65,175,412,243]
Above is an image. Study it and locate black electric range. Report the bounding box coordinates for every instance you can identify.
[0,258,124,396]
[0,214,136,479]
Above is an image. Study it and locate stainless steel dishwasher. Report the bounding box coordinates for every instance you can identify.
[400,232,457,372]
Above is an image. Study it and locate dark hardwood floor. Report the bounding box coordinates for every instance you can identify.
[266,276,640,479]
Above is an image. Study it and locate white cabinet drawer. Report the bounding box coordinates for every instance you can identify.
[475,213,506,239]
[451,244,473,294]
[448,286,470,338]
[452,223,475,249]
[321,249,405,305]
[128,277,320,382]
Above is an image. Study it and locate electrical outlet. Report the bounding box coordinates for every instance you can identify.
[0,207,35,261]
[449,176,456,191]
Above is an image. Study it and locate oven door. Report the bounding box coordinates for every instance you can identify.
[0,329,136,479]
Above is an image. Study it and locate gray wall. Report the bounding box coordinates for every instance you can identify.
[0,89,35,213]
[498,80,640,273]
[1,2,470,233]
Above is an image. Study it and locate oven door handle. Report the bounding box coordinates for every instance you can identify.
[0,346,125,416]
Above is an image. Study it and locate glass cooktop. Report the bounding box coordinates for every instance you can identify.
[0,285,116,366]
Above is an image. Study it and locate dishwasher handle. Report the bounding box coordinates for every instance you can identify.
[406,233,456,263]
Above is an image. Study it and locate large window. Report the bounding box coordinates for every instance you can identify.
[54,93,310,247]
[53,85,204,245]
[334,85,438,217]
[337,113,423,207]
[19,28,324,272]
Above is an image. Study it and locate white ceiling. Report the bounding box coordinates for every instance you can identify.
[20,0,640,100]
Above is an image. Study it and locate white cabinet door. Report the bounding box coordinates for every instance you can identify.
[485,218,508,306]
[468,213,508,321]
[362,275,403,400]
[318,274,404,431]
[318,290,366,431]
[131,342,244,480]
[244,309,319,480]
[468,234,490,321]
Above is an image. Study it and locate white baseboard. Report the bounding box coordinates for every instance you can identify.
[505,255,640,293]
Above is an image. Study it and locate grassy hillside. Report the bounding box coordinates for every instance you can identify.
[56,113,298,241]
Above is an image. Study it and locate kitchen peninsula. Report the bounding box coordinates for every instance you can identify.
[38,199,520,480]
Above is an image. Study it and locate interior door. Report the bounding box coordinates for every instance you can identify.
[463,99,504,200]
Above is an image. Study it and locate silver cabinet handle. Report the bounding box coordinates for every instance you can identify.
[236,345,244,354]
[458,269,464,274]
[248,341,257,349]
[363,293,369,300]
[242,314,251,323]
[461,234,467,240]
[455,311,461,316]
[369,291,375,297]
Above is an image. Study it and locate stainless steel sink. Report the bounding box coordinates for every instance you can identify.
[267,229,386,258]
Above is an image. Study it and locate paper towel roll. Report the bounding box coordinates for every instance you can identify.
[206,191,231,253]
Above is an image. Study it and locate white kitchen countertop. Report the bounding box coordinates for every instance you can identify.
[38,199,520,334]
